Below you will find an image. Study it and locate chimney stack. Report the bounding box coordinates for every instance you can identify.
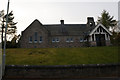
[60,20,64,25]
[87,17,95,27]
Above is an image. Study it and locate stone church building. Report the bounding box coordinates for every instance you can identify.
[19,17,112,48]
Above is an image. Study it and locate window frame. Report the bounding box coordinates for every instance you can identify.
[66,38,70,42]
[56,37,59,42]
[29,36,33,43]
[34,32,38,43]
[39,36,43,43]
[80,38,83,42]
[52,38,55,42]
[70,38,73,42]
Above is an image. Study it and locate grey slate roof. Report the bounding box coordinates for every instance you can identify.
[24,19,96,36]
[44,24,95,36]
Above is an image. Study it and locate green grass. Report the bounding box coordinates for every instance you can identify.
[5,46,119,65]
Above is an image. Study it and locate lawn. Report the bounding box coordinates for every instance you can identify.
[5,46,119,65]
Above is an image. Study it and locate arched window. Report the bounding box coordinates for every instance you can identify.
[29,36,32,43]
[34,32,38,41]
[39,36,42,43]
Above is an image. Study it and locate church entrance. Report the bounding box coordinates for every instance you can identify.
[95,34,106,46]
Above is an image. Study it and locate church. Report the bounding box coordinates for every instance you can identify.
[19,17,112,48]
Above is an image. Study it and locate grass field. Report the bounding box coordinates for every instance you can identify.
[5,46,119,65]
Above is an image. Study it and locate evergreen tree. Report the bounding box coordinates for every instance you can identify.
[97,10,117,30]
[0,10,5,43]
[0,10,17,44]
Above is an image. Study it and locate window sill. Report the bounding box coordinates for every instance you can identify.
[29,41,32,43]
[34,41,37,43]
[80,41,83,42]
[39,41,42,43]
[66,41,69,43]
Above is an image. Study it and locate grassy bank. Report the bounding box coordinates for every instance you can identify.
[6,46,119,65]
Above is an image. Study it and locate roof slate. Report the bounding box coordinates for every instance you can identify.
[23,19,96,36]
[44,24,95,36]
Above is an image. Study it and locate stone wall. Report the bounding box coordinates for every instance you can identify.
[48,36,85,48]
[90,41,96,47]
[20,20,49,48]
[106,40,111,46]
[3,64,120,79]
[19,19,112,48]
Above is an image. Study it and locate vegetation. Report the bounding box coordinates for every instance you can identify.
[111,32,120,46]
[97,10,117,29]
[4,35,20,48]
[5,46,119,65]
[0,10,17,47]
[97,10,120,46]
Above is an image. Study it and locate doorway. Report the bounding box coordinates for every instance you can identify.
[95,34,106,46]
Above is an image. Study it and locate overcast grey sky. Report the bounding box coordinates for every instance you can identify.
[0,0,119,35]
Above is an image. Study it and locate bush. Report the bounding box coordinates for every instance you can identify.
[111,32,120,46]
[2,41,19,48]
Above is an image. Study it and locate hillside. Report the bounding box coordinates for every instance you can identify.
[6,46,119,65]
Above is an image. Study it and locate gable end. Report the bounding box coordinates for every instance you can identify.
[89,23,112,36]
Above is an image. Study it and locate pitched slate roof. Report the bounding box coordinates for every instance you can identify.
[43,24,95,36]
[23,19,96,36]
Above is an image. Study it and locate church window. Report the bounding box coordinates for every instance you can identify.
[70,38,73,42]
[80,38,83,42]
[52,38,55,42]
[56,38,59,42]
[34,32,38,43]
[29,36,32,43]
[66,38,69,42]
[39,36,42,43]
